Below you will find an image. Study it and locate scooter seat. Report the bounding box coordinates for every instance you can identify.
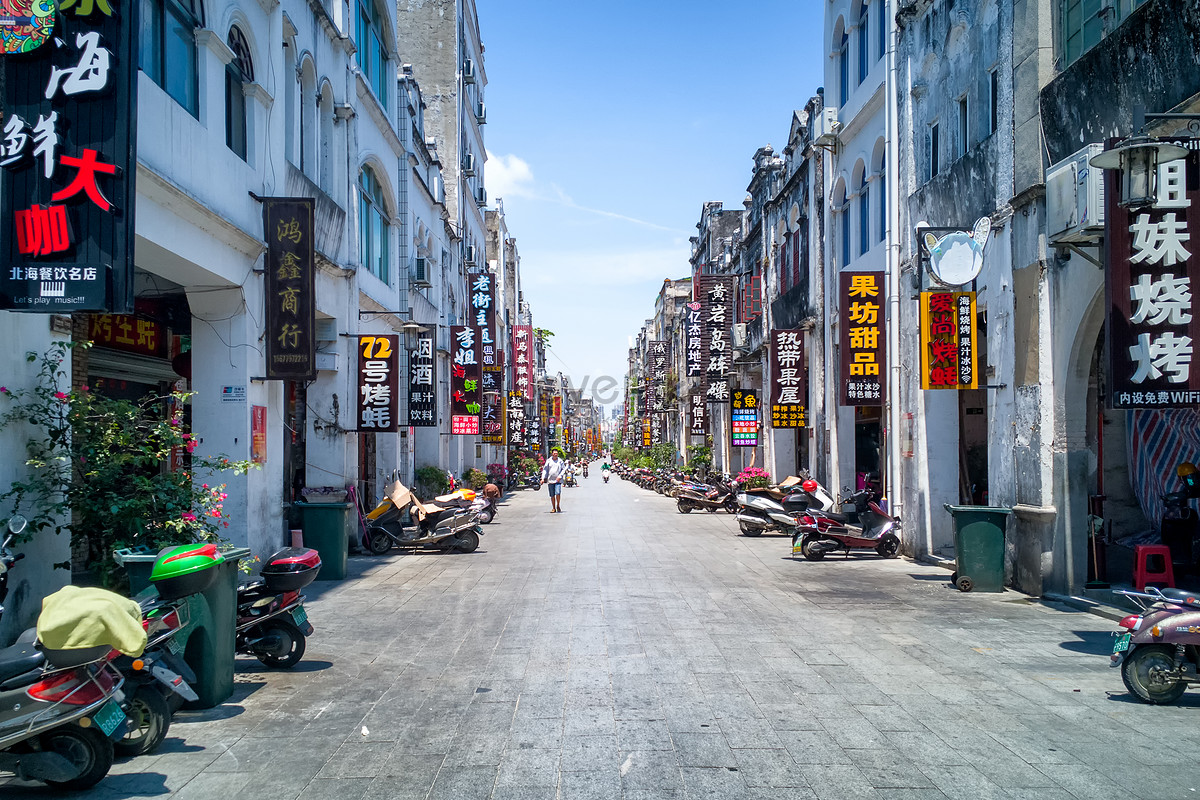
[0,641,45,685]
[819,510,850,523]
[1159,588,1200,605]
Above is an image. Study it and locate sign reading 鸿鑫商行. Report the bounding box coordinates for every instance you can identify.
[264,198,316,380]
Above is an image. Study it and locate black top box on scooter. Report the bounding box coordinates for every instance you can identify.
[260,548,322,592]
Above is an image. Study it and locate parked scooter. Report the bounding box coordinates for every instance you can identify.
[427,485,499,524]
[236,548,321,669]
[735,479,810,536]
[1110,585,1200,704]
[677,476,740,514]
[365,473,484,554]
[792,479,901,560]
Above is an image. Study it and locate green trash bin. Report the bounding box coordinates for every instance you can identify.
[943,504,1012,592]
[296,500,351,580]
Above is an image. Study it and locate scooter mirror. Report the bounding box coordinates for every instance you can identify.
[6,515,26,536]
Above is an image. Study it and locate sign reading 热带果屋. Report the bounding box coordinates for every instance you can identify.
[770,329,806,428]
[356,335,399,432]
[1105,147,1200,409]
[731,389,759,447]
[839,271,885,406]
[450,325,480,435]
[2,0,139,312]
[264,198,316,380]
[408,329,436,427]
[919,291,977,390]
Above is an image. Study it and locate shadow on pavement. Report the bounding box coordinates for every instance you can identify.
[234,658,333,674]
[1104,689,1200,708]
[1058,629,1117,655]
[1,773,170,797]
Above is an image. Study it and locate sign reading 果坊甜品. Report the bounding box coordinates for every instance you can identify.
[2,0,139,312]
[264,198,316,380]
[1105,146,1200,409]
[919,291,976,390]
[839,271,885,406]
[357,335,399,432]
[770,329,806,428]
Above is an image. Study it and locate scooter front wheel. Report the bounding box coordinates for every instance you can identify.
[115,684,171,757]
[1122,644,1189,705]
[875,534,900,559]
[254,621,306,669]
[477,508,494,524]
[738,521,762,537]
[41,724,113,790]
[366,528,393,555]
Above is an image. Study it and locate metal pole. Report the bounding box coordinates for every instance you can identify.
[885,0,904,521]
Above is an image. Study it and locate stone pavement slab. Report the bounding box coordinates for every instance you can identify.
[5,474,1200,799]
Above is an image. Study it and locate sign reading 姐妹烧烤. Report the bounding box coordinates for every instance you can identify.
[357,335,399,432]
[919,291,977,390]
[770,329,806,428]
[450,325,480,435]
[2,0,139,311]
[1105,147,1200,409]
[839,272,885,407]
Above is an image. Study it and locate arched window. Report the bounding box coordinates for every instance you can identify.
[299,59,316,176]
[356,0,389,109]
[359,167,390,283]
[140,0,203,116]
[874,140,888,245]
[319,84,335,192]
[854,162,869,257]
[877,0,887,61]
[283,39,296,163]
[837,22,849,106]
[832,178,849,267]
[225,27,253,161]
[857,3,869,85]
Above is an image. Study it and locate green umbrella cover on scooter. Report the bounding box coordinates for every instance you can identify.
[150,543,226,601]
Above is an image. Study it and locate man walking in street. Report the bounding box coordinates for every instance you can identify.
[541,448,568,513]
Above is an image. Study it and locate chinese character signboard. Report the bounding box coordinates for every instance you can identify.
[88,314,165,357]
[2,0,139,311]
[1106,149,1200,408]
[450,325,480,434]
[408,330,436,426]
[264,198,316,380]
[481,389,504,444]
[684,302,704,378]
[919,291,977,390]
[689,392,708,437]
[472,272,498,369]
[356,335,399,432]
[770,329,806,428]
[703,277,733,402]
[512,325,534,401]
[731,389,759,447]
[642,415,652,447]
[251,405,267,464]
[839,271,884,406]
[508,391,526,446]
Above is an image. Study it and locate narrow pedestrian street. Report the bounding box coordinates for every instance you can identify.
[20,478,1199,800]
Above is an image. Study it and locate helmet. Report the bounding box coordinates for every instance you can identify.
[1178,462,1198,478]
[801,479,818,493]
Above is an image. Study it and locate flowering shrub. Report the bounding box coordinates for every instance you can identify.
[463,468,489,490]
[486,463,508,482]
[0,343,255,585]
[736,467,772,489]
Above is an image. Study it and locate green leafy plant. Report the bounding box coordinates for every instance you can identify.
[686,443,713,477]
[0,342,256,584]
[463,468,488,490]
[649,443,677,470]
[415,465,450,498]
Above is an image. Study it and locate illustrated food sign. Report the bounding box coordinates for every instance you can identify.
[770,329,806,428]
[263,198,316,380]
[689,392,707,437]
[356,335,399,432]
[408,330,436,427]
[1105,148,1200,408]
[512,325,534,401]
[731,389,759,447]
[2,0,138,311]
[450,325,480,435]
[920,292,976,390]
[507,391,525,447]
[704,278,733,402]
[839,271,884,406]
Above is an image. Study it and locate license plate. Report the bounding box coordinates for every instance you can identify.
[1112,633,1132,654]
[165,633,184,655]
[291,606,308,627]
[92,699,125,737]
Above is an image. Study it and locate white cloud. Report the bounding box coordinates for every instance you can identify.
[485,152,537,200]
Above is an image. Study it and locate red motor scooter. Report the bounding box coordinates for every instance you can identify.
[791,480,901,560]
[1110,586,1200,705]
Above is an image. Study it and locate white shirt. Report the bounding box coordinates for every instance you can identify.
[542,458,567,484]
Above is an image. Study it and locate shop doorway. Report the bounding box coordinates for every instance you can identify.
[358,432,377,506]
[958,311,988,504]
[283,381,307,505]
[854,406,881,491]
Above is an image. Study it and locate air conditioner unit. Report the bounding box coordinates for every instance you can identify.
[731,323,748,349]
[813,107,840,146]
[465,245,477,266]
[475,102,486,124]
[1047,143,1105,244]
[476,187,488,207]
[463,58,476,84]
[411,256,431,286]
[463,152,476,176]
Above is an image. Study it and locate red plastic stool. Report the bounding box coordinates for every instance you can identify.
[1133,545,1175,591]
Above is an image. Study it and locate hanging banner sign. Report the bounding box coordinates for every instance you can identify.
[408,330,436,426]
[450,325,480,434]
[684,302,704,378]
[1106,148,1200,408]
[770,328,806,428]
[472,272,498,369]
[689,392,708,437]
[2,0,139,311]
[919,291,977,390]
[642,415,652,448]
[263,198,316,380]
[703,277,733,402]
[481,387,504,444]
[356,334,399,432]
[731,389,759,447]
[839,271,885,406]
[507,391,526,447]
[512,325,534,401]
[251,405,267,464]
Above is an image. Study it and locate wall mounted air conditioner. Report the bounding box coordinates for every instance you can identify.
[1047,142,1105,244]
[411,256,431,286]
[463,152,476,176]
[475,102,486,124]
[463,59,476,83]
[476,187,488,207]
[465,245,477,266]
[813,107,840,146]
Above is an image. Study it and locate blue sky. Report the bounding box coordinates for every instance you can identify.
[479,0,826,409]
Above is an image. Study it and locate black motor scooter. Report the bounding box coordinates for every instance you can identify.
[236,548,321,669]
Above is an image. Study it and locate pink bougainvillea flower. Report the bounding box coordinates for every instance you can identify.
[54,391,68,401]
[181,512,197,523]
[169,418,181,426]
[202,484,209,489]
[79,385,88,392]
[211,509,222,518]
[0,387,7,394]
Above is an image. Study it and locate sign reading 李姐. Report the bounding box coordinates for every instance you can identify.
[2,0,139,311]
[1105,147,1200,408]
[357,335,399,432]
[770,329,806,428]
[264,198,316,380]
[839,271,884,406]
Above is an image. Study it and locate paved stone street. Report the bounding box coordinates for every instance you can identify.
[8,476,1200,799]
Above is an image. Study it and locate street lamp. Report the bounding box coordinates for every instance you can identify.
[1089,137,1189,209]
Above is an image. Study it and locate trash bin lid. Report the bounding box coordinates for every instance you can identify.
[150,543,226,582]
[943,504,1013,515]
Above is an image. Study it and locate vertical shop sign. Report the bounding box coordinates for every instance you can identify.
[689,392,708,437]
[356,335,399,432]
[1106,148,1200,408]
[919,291,977,390]
[704,277,733,401]
[263,198,316,380]
[481,389,504,444]
[408,330,436,426]
[473,272,497,368]
[251,405,267,464]
[839,271,884,406]
[507,391,525,447]
[642,415,652,448]
[512,325,534,401]
[1,0,139,311]
[552,395,561,422]
[684,302,704,378]
[731,389,759,447]
[770,329,806,427]
[450,325,480,434]
[648,340,669,414]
